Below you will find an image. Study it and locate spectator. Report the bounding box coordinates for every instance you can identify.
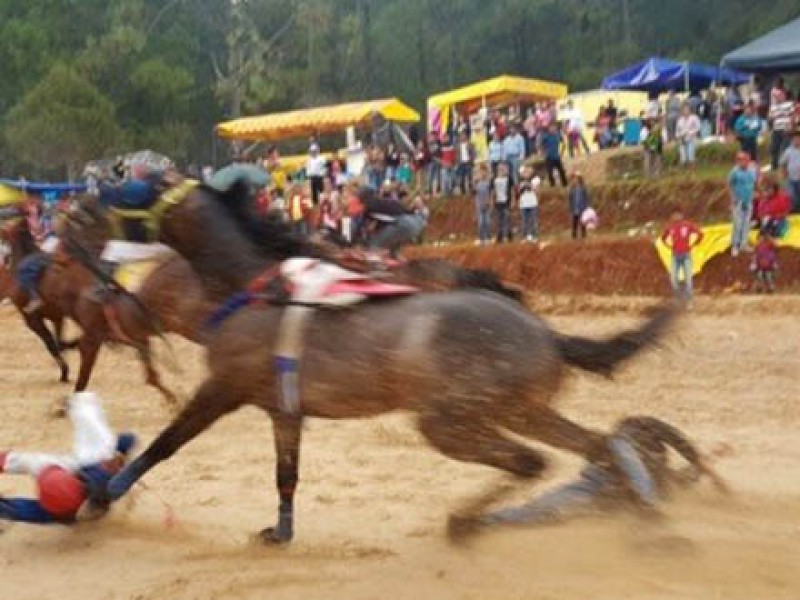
[541,123,567,187]
[384,143,400,181]
[345,185,365,243]
[456,114,471,139]
[779,129,800,213]
[306,143,327,205]
[503,125,526,185]
[697,91,713,139]
[665,90,682,141]
[427,132,442,194]
[594,107,614,149]
[660,208,704,299]
[726,86,745,138]
[751,231,778,294]
[492,161,513,243]
[518,166,541,242]
[675,104,701,169]
[734,102,764,161]
[645,92,661,120]
[768,90,795,171]
[455,132,475,195]
[643,118,664,179]
[413,140,430,192]
[728,151,758,257]
[567,171,591,239]
[757,177,791,238]
[564,100,590,157]
[604,98,619,130]
[770,76,786,108]
[524,107,539,156]
[488,108,507,140]
[488,131,505,178]
[440,135,456,196]
[396,153,413,187]
[318,177,341,233]
[287,182,312,236]
[536,102,553,151]
[473,163,493,245]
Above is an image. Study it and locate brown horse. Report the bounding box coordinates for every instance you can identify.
[1,210,215,406]
[0,216,77,383]
[96,180,678,544]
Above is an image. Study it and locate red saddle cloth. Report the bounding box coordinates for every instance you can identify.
[324,279,417,297]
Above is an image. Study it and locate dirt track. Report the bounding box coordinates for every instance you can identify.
[1,299,799,600]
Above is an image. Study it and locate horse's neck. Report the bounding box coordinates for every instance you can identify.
[9,229,38,265]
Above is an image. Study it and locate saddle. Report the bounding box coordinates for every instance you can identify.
[277,257,417,307]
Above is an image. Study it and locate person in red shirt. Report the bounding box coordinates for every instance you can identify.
[757,177,791,238]
[660,208,704,298]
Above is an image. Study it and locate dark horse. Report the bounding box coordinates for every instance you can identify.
[95,179,678,543]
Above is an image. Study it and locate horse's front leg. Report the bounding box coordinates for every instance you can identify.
[99,378,239,503]
[260,412,303,544]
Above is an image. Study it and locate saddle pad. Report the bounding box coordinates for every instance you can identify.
[114,260,162,294]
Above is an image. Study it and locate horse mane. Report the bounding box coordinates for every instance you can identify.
[200,179,323,261]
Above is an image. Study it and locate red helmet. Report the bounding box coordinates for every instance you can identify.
[37,466,86,519]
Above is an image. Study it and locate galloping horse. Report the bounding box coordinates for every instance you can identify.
[1,207,215,406]
[0,214,78,383]
[95,178,678,543]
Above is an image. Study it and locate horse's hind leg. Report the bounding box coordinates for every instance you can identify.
[137,341,178,411]
[23,313,69,383]
[102,378,240,502]
[259,412,303,544]
[417,408,547,542]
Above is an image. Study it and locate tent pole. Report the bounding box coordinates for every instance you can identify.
[684,61,689,93]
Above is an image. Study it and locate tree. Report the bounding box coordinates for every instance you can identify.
[5,64,121,179]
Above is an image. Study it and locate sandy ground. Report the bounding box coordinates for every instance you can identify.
[0,298,798,600]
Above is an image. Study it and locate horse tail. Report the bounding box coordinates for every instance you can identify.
[553,302,680,377]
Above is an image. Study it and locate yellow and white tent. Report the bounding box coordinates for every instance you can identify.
[216,98,420,142]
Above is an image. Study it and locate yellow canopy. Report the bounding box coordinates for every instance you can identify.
[0,184,24,207]
[655,215,800,277]
[428,75,568,113]
[216,98,420,142]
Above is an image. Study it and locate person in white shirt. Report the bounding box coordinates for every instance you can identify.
[306,143,327,205]
[563,100,590,157]
[518,167,541,242]
[675,104,701,168]
[768,89,796,170]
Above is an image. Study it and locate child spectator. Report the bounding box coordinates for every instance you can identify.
[660,208,704,299]
[567,171,591,239]
[751,231,778,293]
[756,177,791,238]
[473,163,492,245]
[734,102,764,161]
[518,167,541,242]
[643,118,664,178]
[492,161,514,243]
[396,153,413,187]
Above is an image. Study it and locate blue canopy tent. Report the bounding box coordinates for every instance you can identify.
[602,57,749,93]
[0,179,86,205]
[722,17,800,73]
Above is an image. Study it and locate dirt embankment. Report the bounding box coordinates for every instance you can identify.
[426,178,731,242]
[410,238,800,296]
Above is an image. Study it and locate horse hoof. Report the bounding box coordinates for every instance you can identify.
[447,514,482,546]
[257,527,293,545]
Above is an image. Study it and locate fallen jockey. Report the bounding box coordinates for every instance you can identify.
[481,416,727,528]
[0,392,136,526]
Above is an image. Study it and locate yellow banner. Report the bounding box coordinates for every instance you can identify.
[655,215,800,275]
